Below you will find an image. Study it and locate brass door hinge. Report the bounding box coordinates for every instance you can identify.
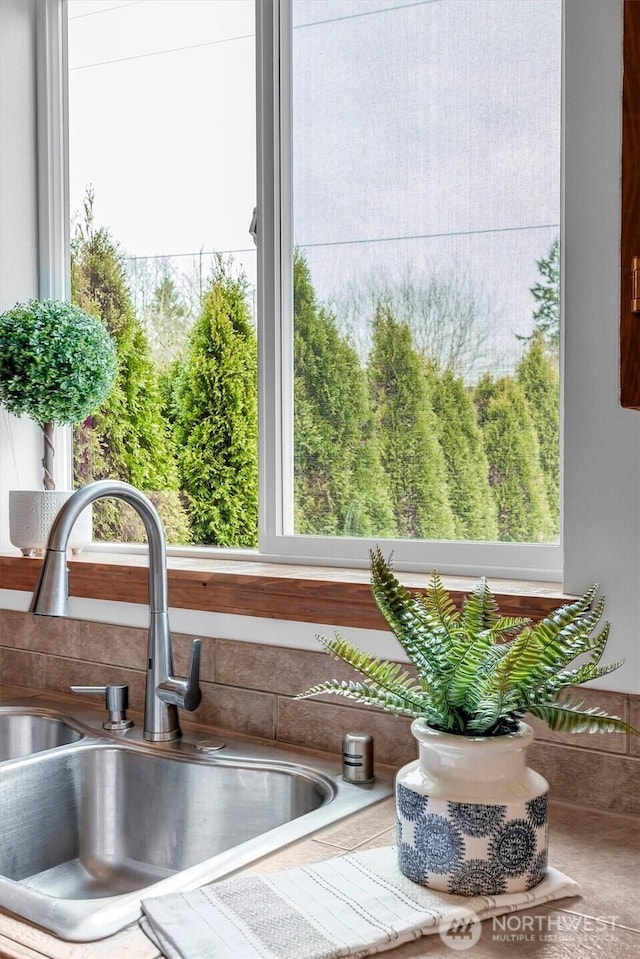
[633,256,640,313]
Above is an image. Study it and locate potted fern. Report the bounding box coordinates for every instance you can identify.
[299,548,638,897]
[0,299,117,555]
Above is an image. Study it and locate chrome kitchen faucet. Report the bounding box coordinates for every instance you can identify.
[29,480,201,741]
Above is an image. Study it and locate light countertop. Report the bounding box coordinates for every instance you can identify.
[1,685,638,958]
[2,795,638,958]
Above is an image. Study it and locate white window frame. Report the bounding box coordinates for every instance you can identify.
[40,0,627,585]
[36,0,73,488]
[256,0,563,580]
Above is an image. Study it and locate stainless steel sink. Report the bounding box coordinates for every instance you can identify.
[0,702,393,941]
[0,711,82,761]
[2,745,330,896]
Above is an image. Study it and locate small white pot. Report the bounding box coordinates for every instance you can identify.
[396,719,549,896]
[9,490,93,557]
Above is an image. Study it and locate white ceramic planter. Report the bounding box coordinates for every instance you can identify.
[9,490,93,557]
[396,719,548,896]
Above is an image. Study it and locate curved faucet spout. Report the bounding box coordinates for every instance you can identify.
[30,480,167,614]
[30,480,201,742]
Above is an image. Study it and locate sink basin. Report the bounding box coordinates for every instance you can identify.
[0,711,82,761]
[0,703,393,941]
[2,744,329,896]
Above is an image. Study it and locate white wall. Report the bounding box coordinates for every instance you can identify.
[0,0,42,550]
[0,0,38,310]
[562,0,640,693]
[0,0,638,693]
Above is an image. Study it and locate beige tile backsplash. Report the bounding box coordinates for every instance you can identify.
[1,645,46,689]
[196,681,277,740]
[1,608,638,814]
[277,696,416,766]
[629,697,640,758]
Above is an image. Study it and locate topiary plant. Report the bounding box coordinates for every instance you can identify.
[298,548,640,737]
[0,299,117,489]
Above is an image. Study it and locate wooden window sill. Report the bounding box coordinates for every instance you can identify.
[0,552,571,628]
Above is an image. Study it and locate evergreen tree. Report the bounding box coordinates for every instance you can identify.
[475,374,554,543]
[369,306,455,539]
[427,365,498,540]
[516,330,560,533]
[173,257,258,547]
[472,372,497,429]
[158,357,183,426]
[294,251,395,536]
[527,238,560,348]
[144,270,191,369]
[71,191,190,543]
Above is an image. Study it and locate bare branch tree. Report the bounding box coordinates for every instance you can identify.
[329,268,502,381]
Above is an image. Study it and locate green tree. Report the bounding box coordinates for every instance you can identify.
[173,257,258,547]
[144,270,192,369]
[369,306,455,539]
[158,356,183,427]
[294,252,395,536]
[516,330,560,532]
[475,374,554,543]
[526,238,560,348]
[427,365,498,540]
[71,191,190,543]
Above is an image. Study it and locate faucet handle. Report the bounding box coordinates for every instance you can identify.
[182,638,202,711]
[70,683,134,730]
[156,639,202,713]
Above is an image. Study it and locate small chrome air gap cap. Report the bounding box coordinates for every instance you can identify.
[192,739,226,752]
[342,732,375,783]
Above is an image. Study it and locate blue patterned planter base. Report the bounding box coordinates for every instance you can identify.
[396,782,548,895]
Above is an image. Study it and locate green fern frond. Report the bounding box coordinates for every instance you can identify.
[513,596,608,696]
[525,695,636,735]
[420,570,460,637]
[490,628,544,690]
[465,618,535,713]
[465,704,518,735]
[411,591,467,677]
[443,582,525,710]
[561,655,623,688]
[319,633,427,696]
[463,639,513,705]
[369,549,429,647]
[547,596,607,658]
[370,587,449,685]
[369,550,456,709]
[296,679,436,722]
[460,577,500,637]
[311,632,453,728]
[487,615,532,641]
[465,628,543,724]
[446,629,495,708]
[531,590,602,660]
[300,555,635,740]
[518,655,624,705]
[573,620,611,668]
[539,586,597,632]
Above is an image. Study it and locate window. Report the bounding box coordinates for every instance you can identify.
[261,0,562,578]
[66,0,258,547]
[41,0,622,583]
[1,0,630,690]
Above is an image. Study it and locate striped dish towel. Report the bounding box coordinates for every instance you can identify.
[140,848,580,959]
